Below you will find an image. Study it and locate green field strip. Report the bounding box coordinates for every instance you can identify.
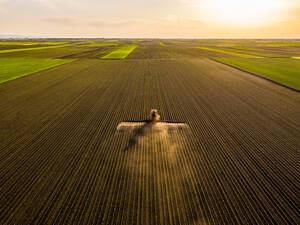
[231,46,300,55]
[0,46,98,59]
[0,45,49,51]
[82,43,118,47]
[225,47,285,58]
[215,57,300,91]
[160,42,165,46]
[257,42,300,47]
[102,45,137,59]
[104,39,119,42]
[0,41,66,46]
[195,47,262,58]
[0,44,70,54]
[0,58,75,84]
[131,40,140,44]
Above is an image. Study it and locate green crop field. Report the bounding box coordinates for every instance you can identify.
[0,58,74,83]
[214,57,300,90]
[257,42,300,47]
[0,44,60,51]
[225,47,285,58]
[0,46,94,59]
[102,45,137,59]
[0,41,66,46]
[0,44,70,54]
[83,43,118,47]
[0,39,299,225]
[195,46,262,58]
[131,40,140,44]
[232,46,299,54]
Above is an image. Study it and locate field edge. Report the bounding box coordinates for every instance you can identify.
[211,58,300,93]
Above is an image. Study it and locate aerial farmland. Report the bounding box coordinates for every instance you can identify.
[0,38,299,224]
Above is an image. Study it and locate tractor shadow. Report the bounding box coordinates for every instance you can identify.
[122,120,152,151]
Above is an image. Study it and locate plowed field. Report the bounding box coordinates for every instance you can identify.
[0,42,299,224]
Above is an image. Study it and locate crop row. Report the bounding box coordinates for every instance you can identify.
[0,54,299,224]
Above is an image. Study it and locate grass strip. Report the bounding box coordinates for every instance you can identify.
[232,46,300,55]
[0,58,75,84]
[0,44,70,54]
[214,57,300,91]
[102,45,137,59]
[83,43,118,47]
[226,47,283,58]
[0,41,66,46]
[195,47,262,58]
[259,42,300,47]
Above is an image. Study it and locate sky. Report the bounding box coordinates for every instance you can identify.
[0,0,300,38]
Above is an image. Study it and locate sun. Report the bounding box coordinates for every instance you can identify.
[203,0,283,26]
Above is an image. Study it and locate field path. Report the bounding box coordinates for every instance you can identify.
[0,57,299,224]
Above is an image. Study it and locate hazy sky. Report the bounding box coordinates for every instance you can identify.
[1,0,299,38]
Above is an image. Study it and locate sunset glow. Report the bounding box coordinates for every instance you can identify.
[0,0,299,37]
[208,0,284,25]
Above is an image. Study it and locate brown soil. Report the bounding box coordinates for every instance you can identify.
[0,50,299,224]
